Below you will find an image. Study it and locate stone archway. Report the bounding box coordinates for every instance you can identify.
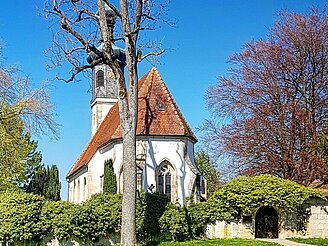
[255,206,278,238]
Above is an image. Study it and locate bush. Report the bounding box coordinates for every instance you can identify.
[71,193,122,244]
[0,191,45,244]
[137,191,169,243]
[159,201,210,242]
[40,200,75,242]
[160,205,190,242]
[207,174,324,222]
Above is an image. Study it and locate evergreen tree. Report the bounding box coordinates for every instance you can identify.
[45,165,61,201]
[22,134,43,191]
[195,150,222,197]
[103,159,117,194]
[26,164,61,201]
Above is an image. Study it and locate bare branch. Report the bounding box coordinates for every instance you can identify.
[56,58,102,83]
[137,49,164,62]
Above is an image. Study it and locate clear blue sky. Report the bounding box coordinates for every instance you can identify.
[0,1,326,199]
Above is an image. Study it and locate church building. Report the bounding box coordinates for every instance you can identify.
[66,65,205,205]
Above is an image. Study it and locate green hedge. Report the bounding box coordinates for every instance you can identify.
[159,175,324,241]
[0,191,45,244]
[0,191,167,245]
[0,175,324,244]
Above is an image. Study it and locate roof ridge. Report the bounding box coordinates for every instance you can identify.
[152,69,197,140]
[68,67,197,178]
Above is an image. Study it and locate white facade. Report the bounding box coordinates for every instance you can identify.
[68,136,201,205]
[67,67,203,204]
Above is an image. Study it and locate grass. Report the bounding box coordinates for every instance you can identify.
[152,238,279,246]
[288,238,328,246]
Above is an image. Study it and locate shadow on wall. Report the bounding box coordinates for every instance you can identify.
[282,205,311,235]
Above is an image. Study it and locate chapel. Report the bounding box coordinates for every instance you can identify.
[66,65,205,205]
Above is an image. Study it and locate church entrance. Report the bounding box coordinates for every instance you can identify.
[255,206,278,239]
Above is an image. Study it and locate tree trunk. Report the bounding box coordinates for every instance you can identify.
[120,43,138,246]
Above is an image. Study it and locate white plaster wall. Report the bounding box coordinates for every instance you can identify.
[91,98,117,136]
[67,168,88,204]
[73,136,198,205]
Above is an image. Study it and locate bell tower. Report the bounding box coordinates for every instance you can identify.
[90,64,118,136]
[87,5,125,136]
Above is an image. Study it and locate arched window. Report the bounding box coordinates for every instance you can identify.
[83,177,87,201]
[157,161,174,201]
[77,179,81,203]
[96,70,104,87]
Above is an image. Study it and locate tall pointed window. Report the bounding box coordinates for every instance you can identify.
[96,70,104,87]
[77,179,81,203]
[157,161,174,201]
[137,167,143,190]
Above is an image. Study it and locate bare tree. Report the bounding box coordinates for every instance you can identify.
[0,46,58,137]
[44,0,166,244]
[202,8,328,186]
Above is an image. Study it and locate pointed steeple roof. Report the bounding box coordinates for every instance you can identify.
[67,68,197,177]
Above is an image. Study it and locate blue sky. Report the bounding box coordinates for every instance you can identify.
[0,1,326,199]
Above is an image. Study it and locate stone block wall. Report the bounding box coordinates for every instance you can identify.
[206,197,328,240]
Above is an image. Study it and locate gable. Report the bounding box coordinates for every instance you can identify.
[67,68,197,177]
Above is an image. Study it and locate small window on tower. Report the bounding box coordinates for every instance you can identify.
[96,70,104,87]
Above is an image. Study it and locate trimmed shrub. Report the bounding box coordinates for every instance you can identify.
[159,201,209,242]
[103,160,117,194]
[40,200,75,242]
[0,191,45,244]
[71,193,122,244]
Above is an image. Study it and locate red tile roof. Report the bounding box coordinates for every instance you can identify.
[67,68,197,177]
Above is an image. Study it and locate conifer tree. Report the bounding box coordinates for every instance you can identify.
[103,159,117,194]
[26,164,61,201]
[45,165,61,201]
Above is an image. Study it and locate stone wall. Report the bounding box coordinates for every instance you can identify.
[206,221,253,239]
[206,197,328,239]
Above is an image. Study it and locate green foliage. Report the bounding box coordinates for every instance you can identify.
[195,150,221,197]
[159,201,210,242]
[160,205,190,242]
[186,201,210,239]
[26,164,61,201]
[45,165,61,201]
[0,106,34,189]
[71,193,122,244]
[22,134,43,191]
[0,191,45,244]
[207,174,324,222]
[103,159,117,194]
[137,191,169,243]
[40,200,74,242]
[313,128,328,163]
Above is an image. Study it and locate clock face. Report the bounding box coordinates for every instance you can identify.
[107,70,115,81]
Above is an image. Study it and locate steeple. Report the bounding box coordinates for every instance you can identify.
[87,4,126,136]
[90,64,118,136]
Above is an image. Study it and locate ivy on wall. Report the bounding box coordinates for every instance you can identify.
[207,174,324,223]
